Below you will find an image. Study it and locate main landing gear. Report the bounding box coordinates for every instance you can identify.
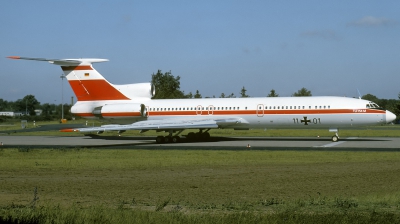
[155,129,211,144]
[155,135,181,144]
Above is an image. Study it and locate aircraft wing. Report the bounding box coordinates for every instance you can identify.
[61,117,248,133]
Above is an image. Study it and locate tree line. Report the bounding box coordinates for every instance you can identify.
[0,95,72,122]
[0,70,398,122]
[151,70,312,99]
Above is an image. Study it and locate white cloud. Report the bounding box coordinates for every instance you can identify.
[348,16,396,27]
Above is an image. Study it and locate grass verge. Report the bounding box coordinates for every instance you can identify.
[1,148,400,223]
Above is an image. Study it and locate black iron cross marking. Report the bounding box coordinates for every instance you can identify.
[301,116,311,125]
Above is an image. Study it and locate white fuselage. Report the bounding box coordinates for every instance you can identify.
[71,96,390,129]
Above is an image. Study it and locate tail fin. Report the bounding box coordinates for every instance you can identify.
[7,56,130,101]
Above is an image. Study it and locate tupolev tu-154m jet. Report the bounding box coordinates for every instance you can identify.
[8,56,396,143]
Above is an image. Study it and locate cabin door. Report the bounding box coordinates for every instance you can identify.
[257,104,264,117]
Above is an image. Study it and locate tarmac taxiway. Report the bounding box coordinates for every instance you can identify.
[0,135,399,151]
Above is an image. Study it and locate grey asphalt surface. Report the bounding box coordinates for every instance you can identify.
[0,135,399,151]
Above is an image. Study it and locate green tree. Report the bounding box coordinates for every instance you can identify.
[292,88,312,97]
[194,90,202,98]
[362,94,379,103]
[267,89,279,97]
[227,93,236,98]
[0,99,9,111]
[15,95,40,115]
[219,93,226,98]
[240,86,249,98]
[40,103,52,116]
[151,70,185,99]
[185,92,193,99]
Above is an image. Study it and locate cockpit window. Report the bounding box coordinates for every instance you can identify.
[366,102,380,109]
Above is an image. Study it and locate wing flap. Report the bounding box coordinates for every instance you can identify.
[61,117,248,133]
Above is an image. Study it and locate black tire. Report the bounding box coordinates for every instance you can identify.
[202,132,210,139]
[172,136,180,143]
[156,136,165,144]
[187,132,195,140]
[164,136,172,143]
[331,136,339,142]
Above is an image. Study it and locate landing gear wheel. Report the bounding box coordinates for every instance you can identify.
[171,136,181,143]
[202,132,210,139]
[156,136,165,144]
[331,135,339,142]
[164,136,172,143]
[195,132,203,141]
[187,132,195,141]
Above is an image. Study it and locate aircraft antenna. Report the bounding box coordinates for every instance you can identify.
[357,89,362,99]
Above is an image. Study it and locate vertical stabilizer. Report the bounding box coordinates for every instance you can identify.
[7,56,130,101]
[61,64,130,101]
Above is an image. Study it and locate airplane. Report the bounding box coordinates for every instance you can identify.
[7,56,397,143]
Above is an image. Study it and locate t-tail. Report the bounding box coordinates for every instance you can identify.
[7,56,154,102]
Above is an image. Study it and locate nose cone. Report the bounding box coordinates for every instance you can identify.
[386,110,396,123]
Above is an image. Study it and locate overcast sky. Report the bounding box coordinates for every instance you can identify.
[1,1,399,104]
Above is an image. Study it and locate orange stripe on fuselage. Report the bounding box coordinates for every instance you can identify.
[68,80,130,101]
[102,112,142,117]
[72,108,385,118]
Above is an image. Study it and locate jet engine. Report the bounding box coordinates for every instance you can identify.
[92,103,147,119]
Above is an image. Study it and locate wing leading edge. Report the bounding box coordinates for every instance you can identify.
[61,117,248,133]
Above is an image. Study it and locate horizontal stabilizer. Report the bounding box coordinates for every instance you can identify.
[7,56,108,66]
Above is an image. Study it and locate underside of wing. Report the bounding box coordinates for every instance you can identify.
[61,117,248,133]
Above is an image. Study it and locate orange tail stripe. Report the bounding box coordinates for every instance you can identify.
[61,65,93,71]
[68,80,130,101]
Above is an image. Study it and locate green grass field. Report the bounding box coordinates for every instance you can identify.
[1,120,400,223]
[1,148,400,223]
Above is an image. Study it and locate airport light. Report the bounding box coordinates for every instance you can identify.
[60,74,66,120]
